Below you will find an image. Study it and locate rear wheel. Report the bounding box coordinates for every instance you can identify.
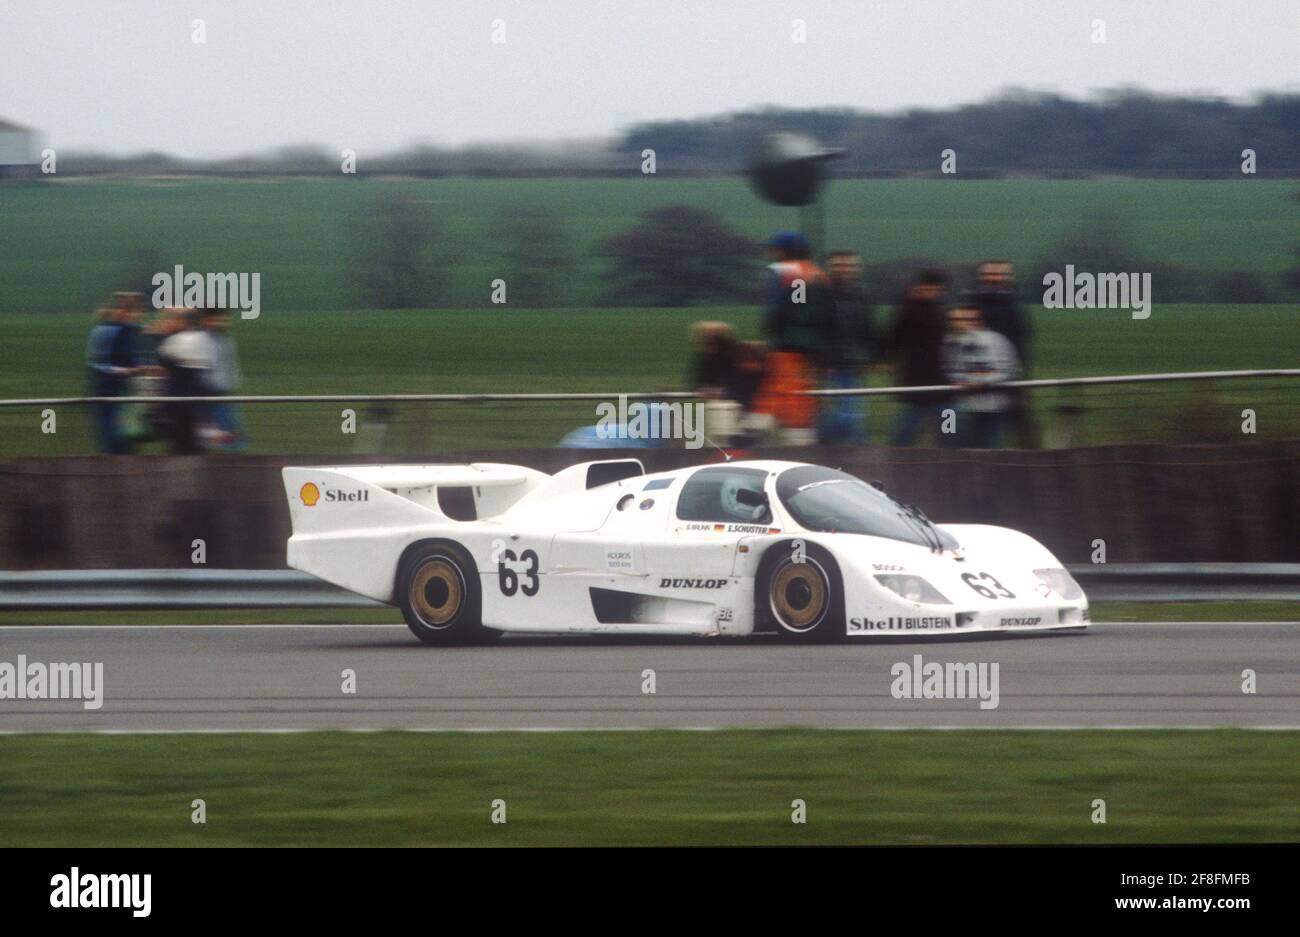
[757,542,844,641]
[398,542,491,645]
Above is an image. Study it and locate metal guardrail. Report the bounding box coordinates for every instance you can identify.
[1,369,1297,406]
[0,569,382,609]
[1069,564,1300,602]
[0,565,1296,610]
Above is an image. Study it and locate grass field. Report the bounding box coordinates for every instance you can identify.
[0,729,1293,846]
[1,177,1294,454]
[2,177,1296,315]
[0,303,1295,454]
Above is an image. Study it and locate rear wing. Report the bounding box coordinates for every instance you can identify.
[282,462,548,534]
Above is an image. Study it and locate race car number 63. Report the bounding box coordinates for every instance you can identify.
[961,571,1016,600]
[498,549,540,597]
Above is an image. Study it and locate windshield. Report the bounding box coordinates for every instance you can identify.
[776,466,958,550]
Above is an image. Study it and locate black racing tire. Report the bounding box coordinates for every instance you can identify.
[397,541,493,646]
[756,541,845,642]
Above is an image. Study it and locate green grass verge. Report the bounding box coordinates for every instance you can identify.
[1092,601,1299,622]
[3,177,1295,316]
[0,601,1292,626]
[0,730,1294,845]
[1,303,1297,455]
[2,176,1297,455]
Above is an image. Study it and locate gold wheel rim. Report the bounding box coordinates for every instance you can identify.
[770,560,828,631]
[411,558,464,628]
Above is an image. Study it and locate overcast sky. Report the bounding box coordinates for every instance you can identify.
[2,0,1296,158]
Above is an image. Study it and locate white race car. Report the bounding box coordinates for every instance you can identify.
[282,458,1088,645]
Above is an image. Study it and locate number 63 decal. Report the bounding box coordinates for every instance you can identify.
[498,549,540,597]
[961,571,1015,600]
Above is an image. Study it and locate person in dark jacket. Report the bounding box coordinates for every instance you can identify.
[686,321,766,447]
[688,321,763,409]
[973,259,1037,446]
[973,260,1030,367]
[886,269,953,446]
[818,250,873,444]
[751,232,831,445]
[84,292,147,454]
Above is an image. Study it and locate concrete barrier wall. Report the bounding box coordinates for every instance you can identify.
[2,441,1297,570]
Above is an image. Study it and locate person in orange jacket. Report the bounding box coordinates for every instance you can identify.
[751,232,831,445]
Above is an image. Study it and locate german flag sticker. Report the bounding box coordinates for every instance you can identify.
[712,524,725,532]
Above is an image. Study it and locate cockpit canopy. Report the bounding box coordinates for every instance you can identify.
[676,466,773,525]
[775,465,958,549]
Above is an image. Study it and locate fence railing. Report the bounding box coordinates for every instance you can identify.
[1,565,1297,610]
[2,368,1297,406]
[0,369,1296,454]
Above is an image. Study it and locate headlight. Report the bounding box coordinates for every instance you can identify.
[1033,568,1084,600]
[875,574,951,605]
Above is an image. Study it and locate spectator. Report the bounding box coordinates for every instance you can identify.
[687,321,765,447]
[200,308,245,450]
[688,321,762,407]
[941,300,1022,449]
[136,308,174,436]
[884,269,951,446]
[818,250,873,445]
[973,260,1030,363]
[688,321,730,398]
[733,340,773,448]
[975,259,1038,447]
[155,308,215,454]
[751,232,830,446]
[84,292,147,454]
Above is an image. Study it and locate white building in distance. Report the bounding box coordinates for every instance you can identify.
[0,118,39,177]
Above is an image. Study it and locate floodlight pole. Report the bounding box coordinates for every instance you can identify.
[799,199,825,259]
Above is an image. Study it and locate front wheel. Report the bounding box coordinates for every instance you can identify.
[757,542,844,642]
[398,542,492,646]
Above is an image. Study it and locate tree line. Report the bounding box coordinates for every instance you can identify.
[44,89,1300,178]
[354,202,1299,309]
[617,89,1300,177]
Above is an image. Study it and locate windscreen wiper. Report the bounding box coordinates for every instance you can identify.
[907,502,949,554]
[886,493,944,553]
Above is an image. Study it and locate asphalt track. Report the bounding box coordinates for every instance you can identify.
[0,622,1297,731]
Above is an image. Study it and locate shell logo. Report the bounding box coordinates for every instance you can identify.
[300,482,321,507]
